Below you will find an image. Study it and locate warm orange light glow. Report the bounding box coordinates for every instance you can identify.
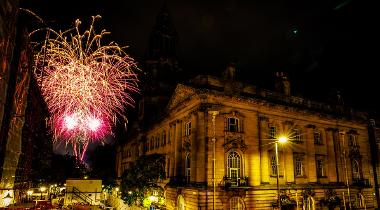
[278,136,288,143]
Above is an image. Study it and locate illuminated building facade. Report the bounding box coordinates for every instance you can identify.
[117,67,377,209]
[116,4,378,210]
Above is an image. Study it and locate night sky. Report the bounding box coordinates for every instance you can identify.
[21,0,378,112]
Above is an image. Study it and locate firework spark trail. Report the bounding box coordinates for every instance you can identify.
[33,15,140,160]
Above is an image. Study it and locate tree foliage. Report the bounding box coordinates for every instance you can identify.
[120,154,166,206]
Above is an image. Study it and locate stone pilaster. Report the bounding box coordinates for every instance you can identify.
[326,128,338,182]
[284,147,294,183]
[190,113,197,183]
[195,111,206,184]
[306,125,317,182]
[248,114,260,186]
[259,115,269,184]
[175,120,182,176]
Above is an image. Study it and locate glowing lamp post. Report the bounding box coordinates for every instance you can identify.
[40,187,46,200]
[275,135,288,210]
[27,190,33,202]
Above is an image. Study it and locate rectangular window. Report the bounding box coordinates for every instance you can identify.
[168,127,171,144]
[162,131,166,146]
[270,151,283,176]
[293,129,301,143]
[316,158,325,177]
[269,125,276,139]
[348,134,357,146]
[185,122,191,136]
[271,154,277,176]
[294,153,305,177]
[314,131,322,144]
[228,117,239,132]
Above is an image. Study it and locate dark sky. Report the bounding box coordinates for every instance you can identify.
[21,0,378,112]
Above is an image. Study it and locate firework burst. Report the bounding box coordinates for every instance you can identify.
[33,15,140,160]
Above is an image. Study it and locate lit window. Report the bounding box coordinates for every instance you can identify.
[162,131,166,146]
[185,122,191,136]
[228,117,239,132]
[352,159,360,179]
[227,151,241,186]
[349,134,357,146]
[269,125,276,139]
[293,129,301,143]
[156,135,160,148]
[271,154,277,176]
[294,154,304,177]
[316,156,326,177]
[185,154,191,183]
[314,130,322,144]
[229,197,244,210]
[150,137,154,150]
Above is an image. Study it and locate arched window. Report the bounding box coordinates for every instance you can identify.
[229,197,245,210]
[352,159,360,179]
[227,151,241,185]
[185,154,191,183]
[185,121,191,136]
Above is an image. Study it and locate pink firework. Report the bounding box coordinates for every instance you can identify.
[33,15,140,160]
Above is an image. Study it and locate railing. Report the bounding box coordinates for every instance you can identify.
[352,178,371,188]
[223,176,249,188]
[67,186,94,205]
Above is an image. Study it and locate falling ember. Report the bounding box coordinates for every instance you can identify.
[32,15,140,161]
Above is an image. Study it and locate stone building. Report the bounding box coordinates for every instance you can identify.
[0,1,52,206]
[115,3,378,210]
[116,66,377,209]
[368,116,380,207]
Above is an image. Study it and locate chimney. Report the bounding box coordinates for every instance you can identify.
[275,72,290,96]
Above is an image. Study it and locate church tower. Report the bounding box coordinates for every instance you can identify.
[137,3,182,130]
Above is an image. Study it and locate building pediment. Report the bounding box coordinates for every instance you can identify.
[166,84,196,110]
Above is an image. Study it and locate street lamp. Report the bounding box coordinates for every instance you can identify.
[27,190,33,202]
[275,135,288,210]
[40,186,46,200]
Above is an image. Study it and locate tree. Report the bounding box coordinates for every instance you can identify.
[120,154,166,207]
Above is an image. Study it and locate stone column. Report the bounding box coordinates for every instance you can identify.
[326,128,338,182]
[175,120,182,176]
[306,124,317,182]
[190,113,198,183]
[195,111,206,184]
[259,115,269,184]
[333,130,344,183]
[284,147,294,183]
[249,114,260,186]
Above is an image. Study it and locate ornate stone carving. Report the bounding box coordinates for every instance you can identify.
[183,137,191,152]
[224,133,247,152]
